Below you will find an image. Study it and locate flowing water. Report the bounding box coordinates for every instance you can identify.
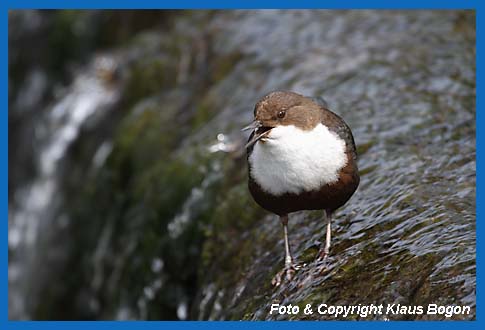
[8,10,475,320]
[9,54,121,318]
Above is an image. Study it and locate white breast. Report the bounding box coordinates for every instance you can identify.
[248,124,347,196]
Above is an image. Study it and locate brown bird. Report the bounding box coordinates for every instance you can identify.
[243,91,359,286]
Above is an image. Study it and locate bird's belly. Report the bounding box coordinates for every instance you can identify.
[249,176,358,215]
[248,124,347,196]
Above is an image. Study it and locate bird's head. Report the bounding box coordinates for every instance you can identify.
[242,91,322,149]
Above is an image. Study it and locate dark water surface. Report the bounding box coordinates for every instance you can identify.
[8,10,475,320]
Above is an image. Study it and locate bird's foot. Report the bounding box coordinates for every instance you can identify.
[315,248,329,262]
[314,247,330,275]
[271,263,301,287]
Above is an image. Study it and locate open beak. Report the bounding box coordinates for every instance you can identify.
[242,120,273,149]
[241,120,262,132]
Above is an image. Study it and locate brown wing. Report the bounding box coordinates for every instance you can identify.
[320,107,358,161]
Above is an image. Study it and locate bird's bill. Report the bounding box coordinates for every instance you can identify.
[241,120,262,131]
[243,120,273,149]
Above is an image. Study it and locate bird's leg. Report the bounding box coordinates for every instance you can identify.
[283,215,293,268]
[316,210,332,262]
[271,214,300,287]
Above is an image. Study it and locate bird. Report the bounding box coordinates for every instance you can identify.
[243,91,360,286]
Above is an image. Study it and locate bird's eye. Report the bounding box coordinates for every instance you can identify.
[277,110,286,118]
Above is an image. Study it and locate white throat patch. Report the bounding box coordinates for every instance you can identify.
[249,124,347,196]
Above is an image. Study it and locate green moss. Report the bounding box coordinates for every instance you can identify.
[359,164,378,176]
[356,141,374,156]
[122,57,177,108]
[47,11,90,78]
[211,51,243,83]
[191,94,216,131]
[200,176,267,276]
[135,158,203,218]
[299,245,319,264]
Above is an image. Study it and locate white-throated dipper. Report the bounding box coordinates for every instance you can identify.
[243,91,359,286]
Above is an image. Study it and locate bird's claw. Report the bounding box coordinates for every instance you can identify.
[271,263,301,287]
[314,247,330,274]
[316,249,329,262]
